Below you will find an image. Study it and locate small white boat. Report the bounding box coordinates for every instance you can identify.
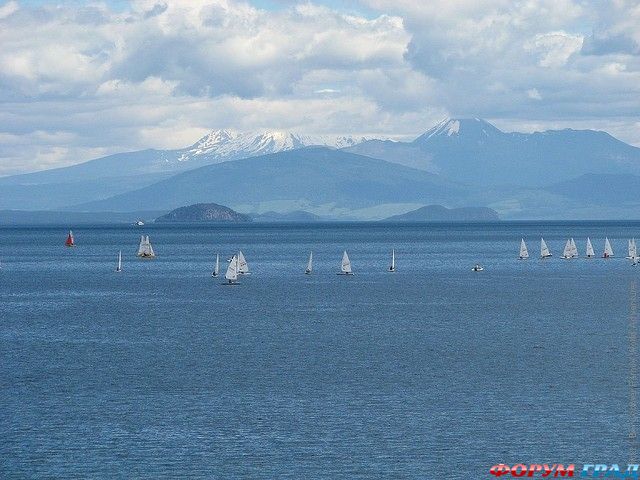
[212,254,219,277]
[519,239,529,259]
[389,249,396,272]
[305,251,313,274]
[603,237,614,258]
[540,238,552,258]
[337,250,354,275]
[586,237,595,258]
[223,254,239,285]
[135,220,145,226]
[137,235,156,259]
[471,264,484,272]
[237,251,250,275]
[116,250,122,272]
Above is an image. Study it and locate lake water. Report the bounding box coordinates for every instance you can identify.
[1,221,640,478]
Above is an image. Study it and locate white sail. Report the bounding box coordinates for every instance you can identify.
[341,250,352,274]
[603,237,614,258]
[137,235,145,256]
[519,239,529,259]
[562,239,572,258]
[237,251,249,274]
[540,238,551,258]
[305,251,313,274]
[389,249,396,271]
[586,237,595,258]
[225,255,238,282]
[116,250,122,272]
[147,236,155,257]
[628,239,637,259]
[570,238,578,257]
[213,254,219,277]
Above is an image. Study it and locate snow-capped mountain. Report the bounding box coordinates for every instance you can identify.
[414,118,503,143]
[177,129,373,164]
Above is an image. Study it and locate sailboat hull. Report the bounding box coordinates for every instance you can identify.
[337,272,354,275]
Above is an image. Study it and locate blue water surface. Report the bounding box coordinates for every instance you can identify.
[1,221,639,478]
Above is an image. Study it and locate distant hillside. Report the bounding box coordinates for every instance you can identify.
[74,148,471,219]
[346,118,640,187]
[251,210,322,222]
[546,174,640,206]
[155,203,250,223]
[384,205,499,222]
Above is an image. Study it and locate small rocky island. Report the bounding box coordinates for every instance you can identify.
[155,203,251,223]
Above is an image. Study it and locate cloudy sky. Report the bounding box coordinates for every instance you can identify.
[0,0,639,175]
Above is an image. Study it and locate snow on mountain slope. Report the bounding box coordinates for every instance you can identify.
[177,130,373,164]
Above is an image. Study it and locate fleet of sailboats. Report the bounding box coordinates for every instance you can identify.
[519,239,529,259]
[519,236,640,264]
[51,229,640,277]
[338,250,353,275]
[137,235,155,258]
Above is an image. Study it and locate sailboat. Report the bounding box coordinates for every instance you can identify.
[562,238,577,259]
[223,254,239,285]
[65,230,75,247]
[519,239,529,259]
[388,249,396,272]
[586,237,595,258]
[540,238,552,258]
[603,237,614,258]
[136,235,156,259]
[627,239,637,260]
[337,250,353,275]
[212,254,219,277]
[305,252,313,274]
[116,251,122,272]
[237,251,250,275]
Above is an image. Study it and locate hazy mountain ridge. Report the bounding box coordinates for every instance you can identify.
[1,118,640,219]
[72,148,474,220]
[384,205,500,222]
[346,118,640,187]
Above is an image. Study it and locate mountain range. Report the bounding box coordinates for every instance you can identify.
[1,119,639,220]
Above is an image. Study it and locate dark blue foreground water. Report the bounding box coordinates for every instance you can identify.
[1,221,640,478]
